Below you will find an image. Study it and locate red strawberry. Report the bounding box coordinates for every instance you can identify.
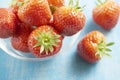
[9,0,24,15]
[53,0,86,36]
[28,25,63,58]
[93,0,120,30]
[18,0,52,27]
[48,0,64,7]
[11,22,32,52]
[0,8,17,38]
[77,31,114,63]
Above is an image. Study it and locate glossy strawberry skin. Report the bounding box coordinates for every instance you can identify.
[48,0,64,7]
[77,31,105,63]
[11,22,32,52]
[53,7,86,36]
[28,25,63,58]
[18,0,52,27]
[93,1,120,30]
[0,8,17,38]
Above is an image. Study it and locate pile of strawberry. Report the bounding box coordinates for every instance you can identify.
[0,0,120,63]
[0,0,86,58]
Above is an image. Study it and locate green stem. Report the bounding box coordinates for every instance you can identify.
[75,0,79,8]
[96,41,114,58]
[96,0,108,6]
[69,0,74,7]
[98,0,103,4]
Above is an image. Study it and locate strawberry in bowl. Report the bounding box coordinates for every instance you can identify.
[28,25,63,58]
[18,0,52,27]
[53,0,86,36]
[0,8,17,38]
[11,22,32,52]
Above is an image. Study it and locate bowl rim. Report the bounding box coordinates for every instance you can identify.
[0,31,81,61]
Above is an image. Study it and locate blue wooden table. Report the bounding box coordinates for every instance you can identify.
[0,0,120,80]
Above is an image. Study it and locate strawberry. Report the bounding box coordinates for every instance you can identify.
[9,0,24,15]
[53,0,86,36]
[93,0,120,30]
[77,31,114,63]
[18,0,52,27]
[28,25,63,58]
[11,22,32,52]
[48,0,64,7]
[0,8,17,38]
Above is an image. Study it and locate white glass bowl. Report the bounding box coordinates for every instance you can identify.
[0,0,81,61]
[0,31,81,61]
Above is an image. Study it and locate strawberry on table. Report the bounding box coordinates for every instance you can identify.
[93,0,120,30]
[0,8,17,38]
[53,0,86,36]
[18,0,52,27]
[28,25,63,58]
[77,31,114,63]
[11,22,32,52]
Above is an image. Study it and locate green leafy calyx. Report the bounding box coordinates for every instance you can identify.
[68,0,85,11]
[34,29,61,55]
[96,41,114,58]
[11,0,29,7]
[18,0,29,6]
[11,0,18,5]
[96,0,108,6]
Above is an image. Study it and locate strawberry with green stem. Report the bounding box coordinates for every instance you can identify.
[77,31,114,63]
[28,25,63,58]
[53,0,86,36]
[93,0,120,30]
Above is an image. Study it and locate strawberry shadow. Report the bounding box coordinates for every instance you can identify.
[67,50,99,77]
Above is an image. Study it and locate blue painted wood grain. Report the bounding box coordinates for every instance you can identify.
[0,0,120,80]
